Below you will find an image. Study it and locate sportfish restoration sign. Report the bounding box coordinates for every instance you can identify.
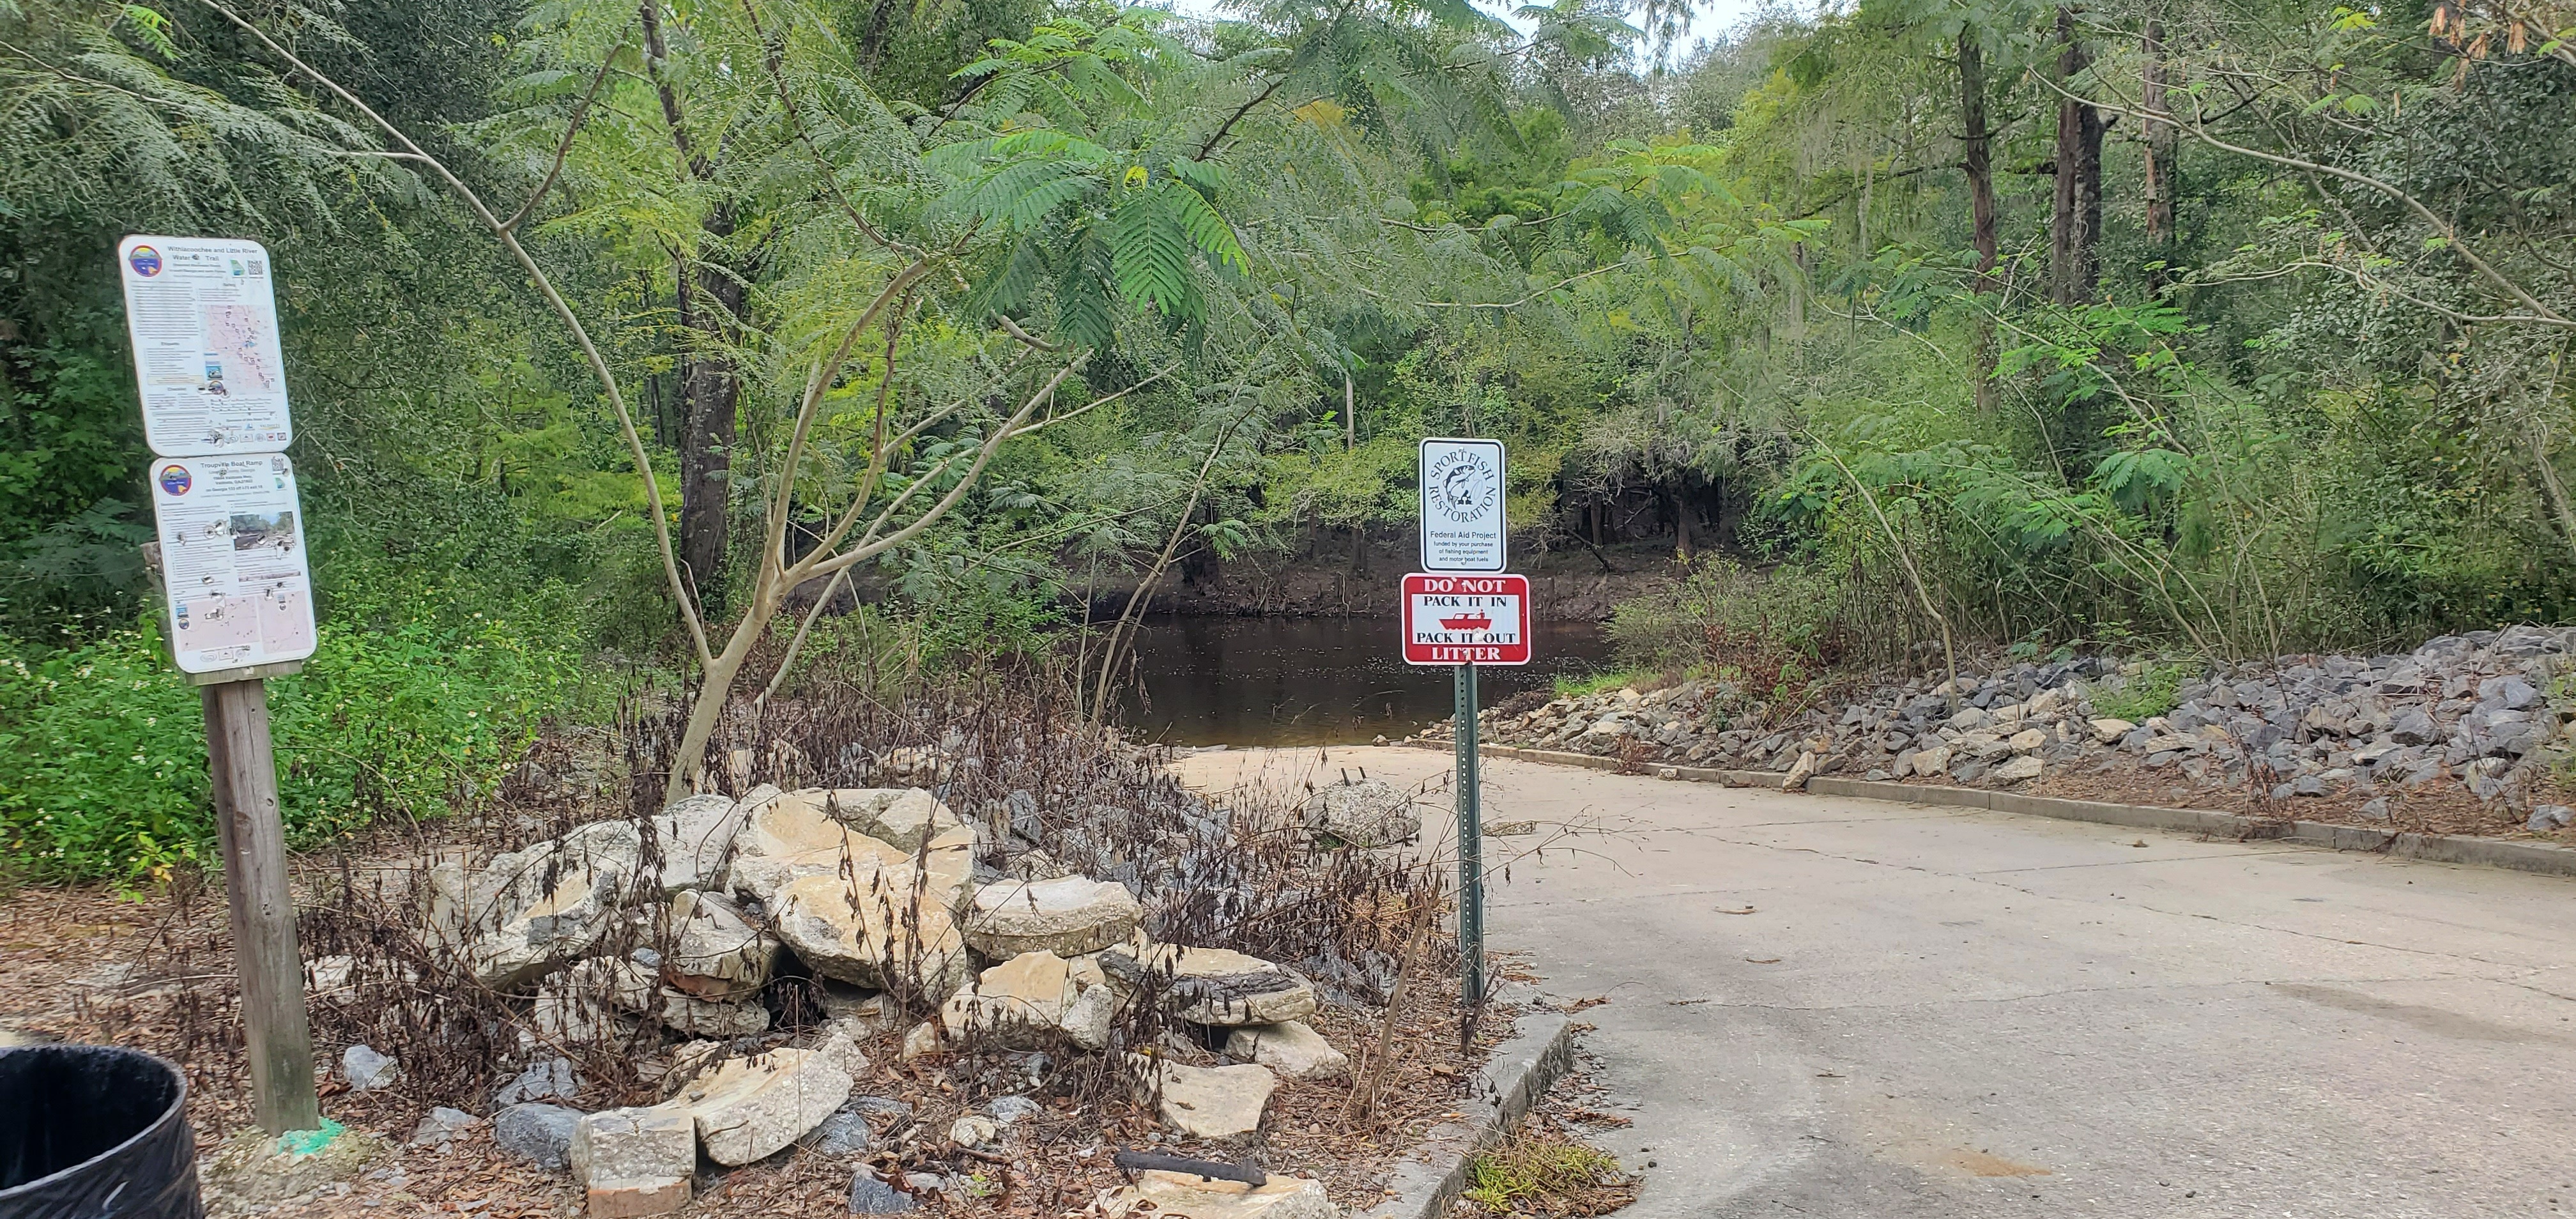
[1417,438,1506,573]
[1401,572,1531,665]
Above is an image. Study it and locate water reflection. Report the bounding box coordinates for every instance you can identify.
[1110,616,1614,746]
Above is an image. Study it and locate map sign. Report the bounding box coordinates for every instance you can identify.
[1401,572,1531,666]
[118,235,293,456]
[148,454,317,674]
[1418,438,1507,573]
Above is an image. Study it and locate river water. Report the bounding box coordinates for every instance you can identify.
[1110,615,1615,746]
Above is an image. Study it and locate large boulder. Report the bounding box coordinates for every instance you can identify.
[963,875,1142,958]
[1106,940,1316,1027]
[1105,1170,1333,1219]
[1301,779,1417,848]
[434,821,644,989]
[772,869,972,995]
[664,1047,853,1166]
[663,890,779,1000]
[1130,1057,1276,1139]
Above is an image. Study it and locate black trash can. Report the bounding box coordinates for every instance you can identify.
[0,1045,200,1219]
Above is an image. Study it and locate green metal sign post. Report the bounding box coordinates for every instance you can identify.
[1453,661,1483,1002]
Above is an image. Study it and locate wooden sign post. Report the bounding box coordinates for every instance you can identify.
[202,671,320,1133]
[123,236,322,1134]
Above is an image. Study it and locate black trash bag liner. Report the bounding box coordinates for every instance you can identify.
[0,1045,200,1219]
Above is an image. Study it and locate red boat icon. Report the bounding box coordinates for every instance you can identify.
[1438,612,1491,631]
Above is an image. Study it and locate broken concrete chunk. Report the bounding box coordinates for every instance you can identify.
[725,797,912,903]
[963,875,1144,957]
[455,821,645,989]
[1108,941,1317,1027]
[1108,1170,1333,1219]
[571,1107,694,1188]
[1129,1057,1276,1139]
[666,1047,854,1167]
[772,870,971,995]
[1301,779,1416,847]
[657,987,770,1038]
[1223,1022,1347,1080]
[664,889,781,1000]
[648,788,762,895]
[940,951,1093,1048]
[584,1177,691,1219]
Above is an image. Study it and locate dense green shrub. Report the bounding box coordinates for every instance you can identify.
[0,602,584,883]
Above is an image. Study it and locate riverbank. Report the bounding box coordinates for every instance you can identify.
[1412,624,2576,843]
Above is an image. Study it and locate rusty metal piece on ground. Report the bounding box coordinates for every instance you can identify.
[1110,1149,1266,1186]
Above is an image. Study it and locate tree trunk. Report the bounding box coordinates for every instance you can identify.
[2140,20,2178,291]
[1958,37,1999,292]
[1669,484,1696,559]
[643,2,740,610]
[1958,33,2001,413]
[2050,8,2105,305]
[678,203,742,608]
[1344,369,1356,451]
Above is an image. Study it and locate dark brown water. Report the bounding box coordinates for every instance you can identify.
[1110,616,1615,746]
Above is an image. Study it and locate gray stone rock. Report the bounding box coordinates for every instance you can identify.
[493,1103,582,1169]
[2528,805,2575,832]
[2358,797,2392,821]
[2389,709,2437,745]
[2485,676,2541,711]
[849,1095,916,1121]
[802,1107,874,1156]
[496,1057,579,1107]
[1989,755,2044,785]
[850,1170,917,1214]
[342,1044,397,1092]
[988,1094,1041,1124]
[408,1107,483,1149]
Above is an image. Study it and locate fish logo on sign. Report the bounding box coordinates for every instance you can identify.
[128,245,163,277]
[158,463,192,496]
[1426,447,1499,523]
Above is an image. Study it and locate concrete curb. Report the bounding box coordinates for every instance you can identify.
[1412,741,2576,881]
[1358,1000,1577,1219]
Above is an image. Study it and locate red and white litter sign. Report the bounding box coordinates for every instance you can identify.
[1401,572,1531,666]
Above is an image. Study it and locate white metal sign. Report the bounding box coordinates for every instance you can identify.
[118,235,294,457]
[1418,437,1506,573]
[1401,572,1531,665]
[148,454,317,674]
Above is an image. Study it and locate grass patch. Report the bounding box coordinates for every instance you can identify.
[1464,1130,1636,1217]
[2089,660,2194,722]
[1552,667,1665,699]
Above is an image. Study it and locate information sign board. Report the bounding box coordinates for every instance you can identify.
[118,235,294,457]
[1401,572,1531,666]
[148,453,318,674]
[1418,438,1506,573]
